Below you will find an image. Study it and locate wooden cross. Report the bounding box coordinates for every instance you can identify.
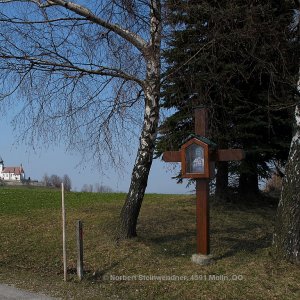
[162,108,244,256]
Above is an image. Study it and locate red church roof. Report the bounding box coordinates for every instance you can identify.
[2,167,24,175]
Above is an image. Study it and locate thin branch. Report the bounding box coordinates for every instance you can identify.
[42,0,149,54]
[0,66,33,100]
[0,54,145,86]
[0,17,87,24]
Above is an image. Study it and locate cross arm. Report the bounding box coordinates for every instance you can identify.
[162,149,245,163]
[162,151,181,162]
[212,149,245,162]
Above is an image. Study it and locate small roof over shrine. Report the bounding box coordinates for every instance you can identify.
[181,134,217,149]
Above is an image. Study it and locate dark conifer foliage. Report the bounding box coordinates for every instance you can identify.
[158,0,298,197]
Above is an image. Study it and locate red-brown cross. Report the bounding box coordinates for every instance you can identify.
[162,108,245,256]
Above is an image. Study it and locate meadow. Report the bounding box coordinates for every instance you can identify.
[0,186,299,299]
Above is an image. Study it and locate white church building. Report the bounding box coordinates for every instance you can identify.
[0,157,25,181]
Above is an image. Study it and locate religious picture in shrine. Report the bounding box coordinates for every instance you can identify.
[186,143,205,174]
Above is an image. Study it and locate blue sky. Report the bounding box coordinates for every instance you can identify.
[0,114,191,194]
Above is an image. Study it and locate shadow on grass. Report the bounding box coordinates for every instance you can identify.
[140,216,274,259]
[215,233,273,260]
[143,230,273,259]
[142,230,196,257]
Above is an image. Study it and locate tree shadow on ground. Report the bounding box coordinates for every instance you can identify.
[141,230,196,257]
[141,217,273,259]
[214,233,273,260]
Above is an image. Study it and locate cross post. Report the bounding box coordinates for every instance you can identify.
[194,109,210,255]
[162,108,245,264]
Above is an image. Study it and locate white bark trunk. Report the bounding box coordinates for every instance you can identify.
[273,69,300,264]
[119,1,161,238]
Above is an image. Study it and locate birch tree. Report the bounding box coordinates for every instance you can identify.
[0,0,161,237]
[274,104,300,264]
[273,2,300,264]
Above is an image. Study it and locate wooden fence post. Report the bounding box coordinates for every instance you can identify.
[62,182,67,281]
[76,220,84,281]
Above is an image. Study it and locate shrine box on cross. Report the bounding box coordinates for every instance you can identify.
[181,134,217,179]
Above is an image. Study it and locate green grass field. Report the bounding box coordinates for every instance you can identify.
[0,187,299,299]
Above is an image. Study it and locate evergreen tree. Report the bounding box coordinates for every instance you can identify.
[158,0,297,199]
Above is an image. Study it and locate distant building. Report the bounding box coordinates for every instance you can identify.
[0,157,25,181]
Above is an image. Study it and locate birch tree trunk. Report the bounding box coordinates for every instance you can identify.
[273,3,300,264]
[273,106,300,264]
[120,2,161,238]
[119,81,160,238]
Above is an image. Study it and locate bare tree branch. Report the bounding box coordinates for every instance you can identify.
[0,16,87,24]
[0,54,145,85]
[44,0,149,54]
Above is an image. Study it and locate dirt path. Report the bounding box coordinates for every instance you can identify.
[0,284,59,300]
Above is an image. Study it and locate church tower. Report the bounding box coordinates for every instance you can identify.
[0,157,4,173]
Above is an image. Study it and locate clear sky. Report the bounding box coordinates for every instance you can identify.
[0,114,191,194]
